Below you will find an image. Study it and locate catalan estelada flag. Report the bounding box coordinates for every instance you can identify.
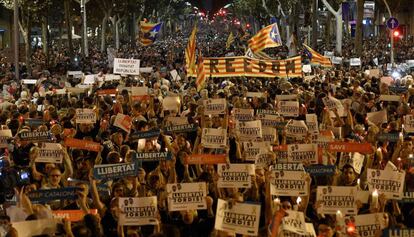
[139,21,162,46]
[248,23,282,53]
[226,32,235,50]
[303,44,333,68]
[185,25,197,76]
[196,54,206,91]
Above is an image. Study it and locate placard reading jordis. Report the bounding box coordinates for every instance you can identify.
[166,182,207,211]
[119,196,158,226]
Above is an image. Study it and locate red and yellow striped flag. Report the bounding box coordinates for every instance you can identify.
[303,44,333,68]
[196,54,206,92]
[248,23,282,53]
[139,21,162,46]
[185,25,197,76]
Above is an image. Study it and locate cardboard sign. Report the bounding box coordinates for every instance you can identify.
[404,114,414,133]
[64,138,101,152]
[113,58,140,75]
[201,128,227,148]
[367,110,387,125]
[184,154,227,165]
[281,210,307,235]
[203,98,227,115]
[215,199,261,236]
[332,56,343,65]
[167,182,207,211]
[129,129,161,140]
[260,127,277,143]
[350,58,361,66]
[255,151,275,169]
[278,101,299,117]
[367,168,405,200]
[131,87,149,101]
[0,129,12,148]
[346,213,386,237]
[287,144,318,164]
[236,120,262,140]
[270,170,308,196]
[19,131,52,142]
[28,187,81,203]
[328,142,373,154]
[135,152,172,162]
[316,186,358,215]
[163,96,181,111]
[83,74,96,84]
[75,109,96,124]
[170,69,181,81]
[233,108,255,121]
[257,114,283,128]
[286,120,308,139]
[306,114,319,135]
[119,196,158,226]
[93,160,140,180]
[114,113,132,133]
[322,96,343,110]
[52,209,98,222]
[243,141,271,161]
[217,163,255,188]
[12,219,60,237]
[36,143,64,163]
[384,229,414,237]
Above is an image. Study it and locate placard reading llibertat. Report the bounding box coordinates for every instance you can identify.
[243,141,271,162]
[166,182,207,211]
[287,144,318,164]
[201,128,227,148]
[345,213,386,237]
[118,197,158,226]
[75,109,96,124]
[215,199,261,236]
[203,98,227,115]
[270,170,308,196]
[217,163,255,188]
[236,120,262,141]
[36,143,64,163]
[367,168,405,200]
[233,108,255,121]
[316,186,357,215]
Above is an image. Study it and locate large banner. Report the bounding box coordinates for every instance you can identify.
[191,56,302,78]
[166,182,207,211]
[118,197,158,226]
[215,199,261,236]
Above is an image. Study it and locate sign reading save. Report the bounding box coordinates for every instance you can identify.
[328,142,373,153]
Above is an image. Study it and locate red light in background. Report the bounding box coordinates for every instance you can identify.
[393,30,400,37]
[246,23,251,28]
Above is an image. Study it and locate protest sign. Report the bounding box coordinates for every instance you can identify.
[316,186,358,215]
[276,94,298,101]
[306,114,319,135]
[129,129,161,140]
[184,154,227,165]
[274,145,288,163]
[404,114,414,133]
[381,76,394,85]
[163,96,181,111]
[286,120,308,139]
[170,69,181,81]
[302,64,312,73]
[384,229,414,237]
[75,109,96,124]
[201,128,227,148]
[338,152,365,174]
[12,219,60,237]
[328,142,373,154]
[25,119,44,127]
[350,58,361,66]
[113,58,140,75]
[135,152,172,162]
[270,170,308,196]
[304,165,336,176]
[64,138,101,152]
[367,110,387,125]
[164,124,197,133]
[257,114,283,128]
[67,71,83,78]
[83,74,96,84]
[270,163,305,171]
[28,187,81,203]
[215,199,261,236]
[399,192,414,203]
[322,96,344,110]
[377,133,400,142]
[167,182,207,211]
[246,92,266,99]
[93,160,140,180]
[131,87,149,101]
[119,196,158,226]
[166,116,189,126]
[233,108,255,121]
[19,131,53,142]
[52,209,98,222]
[203,98,227,115]
[114,113,132,133]
[346,213,386,237]
[36,143,64,163]
[140,67,153,73]
[260,127,278,143]
[281,210,307,235]
[217,163,255,188]
[255,151,275,169]
[97,88,117,96]
[288,143,318,164]
[236,120,262,140]
[0,129,12,148]
[257,109,279,115]
[367,168,405,199]
[379,95,400,102]
[243,141,271,161]
[21,79,37,84]
[332,56,343,65]
[278,101,299,117]
[66,87,89,94]
[104,74,121,81]
[280,223,317,237]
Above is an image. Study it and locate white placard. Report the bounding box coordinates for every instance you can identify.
[367,110,387,125]
[75,109,96,124]
[201,128,227,148]
[270,170,308,196]
[140,67,153,73]
[163,96,180,111]
[260,127,277,144]
[203,98,226,115]
[332,56,343,65]
[276,94,298,101]
[167,182,207,211]
[246,92,266,98]
[278,101,299,117]
[170,69,181,81]
[105,74,121,81]
[12,219,59,237]
[0,129,12,148]
[324,51,334,58]
[306,114,319,135]
[36,143,64,163]
[131,87,149,100]
[113,58,140,75]
[67,71,83,77]
[66,87,89,94]
[257,114,283,128]
[350,58,361,66]
[254,151,275,169]
[302,64,312,73]
[367,168,405,200]
[280,223,317,237]
[316,186,358,215]
[346,213,386,237]
[373,58,378,66]
[233,108,254,121]
[114,113,132,133]
[322,96,344,110]
[166,116,188,126]
[281,210,307,235]
[83,74,96,84]
[119,196,158,226]
[243,141,271,161]
[287,143,318,164]
[286,120,308,139]
[215,199,261,236]
[217,163,255,188]
[379,95,400,101]
[22,79,37,84]
[338,152,365,174]
[236,120,262,140]
[404,114,414,133]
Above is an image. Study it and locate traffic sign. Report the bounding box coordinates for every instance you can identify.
[386,17,399,30]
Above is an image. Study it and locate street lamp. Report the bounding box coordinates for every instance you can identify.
[382,0,394,66]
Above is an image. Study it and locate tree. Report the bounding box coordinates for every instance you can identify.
[355,0,363,56]
[321,0,343,54]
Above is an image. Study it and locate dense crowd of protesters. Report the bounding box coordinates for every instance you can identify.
[0,24,414,237]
